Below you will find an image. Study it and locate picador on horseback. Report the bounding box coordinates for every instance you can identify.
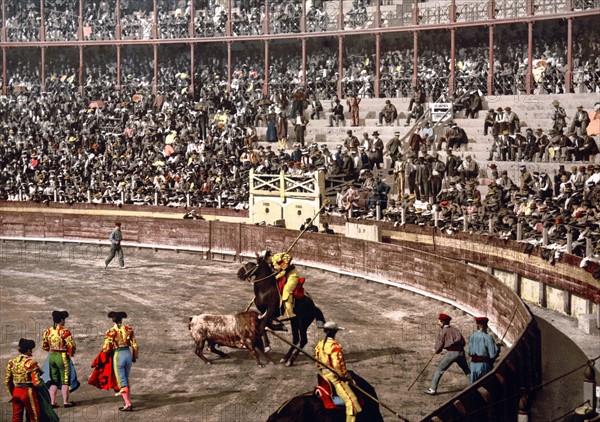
[237,251,325,366]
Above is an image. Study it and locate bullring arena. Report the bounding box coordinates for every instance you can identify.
[0,204,598,421]
[1,0,600,421]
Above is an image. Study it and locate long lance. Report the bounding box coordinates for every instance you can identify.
[266,328,410,421]
[406,352,436,391]
[285,198,330,255]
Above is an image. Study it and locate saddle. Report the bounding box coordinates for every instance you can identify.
[277,277,305,299]
[314,374,345,410]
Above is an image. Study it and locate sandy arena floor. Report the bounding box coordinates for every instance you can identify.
[0,241,497,421]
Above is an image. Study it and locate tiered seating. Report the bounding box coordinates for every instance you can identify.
[256,93,600,193]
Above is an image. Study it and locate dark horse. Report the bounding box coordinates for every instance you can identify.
[266,371,384,422]
[237,255,326,366]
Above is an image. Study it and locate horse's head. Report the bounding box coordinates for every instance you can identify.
[237,261,259,282]
[237,252,273,282]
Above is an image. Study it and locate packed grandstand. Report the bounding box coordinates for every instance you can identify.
[0,0,599,263]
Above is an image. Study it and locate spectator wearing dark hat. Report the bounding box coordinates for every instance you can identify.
[98,311,139,411]
[425,313,470,395]
[42,310,78,408]
[104,222,125,269]
[5,338,58,421]
[467,317,500,383]
[369,131,384,169]
[328,99,345,127]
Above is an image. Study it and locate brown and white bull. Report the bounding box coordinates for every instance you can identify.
[189,310,274,367]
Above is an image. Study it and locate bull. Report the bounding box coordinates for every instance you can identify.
[188,310,280,367]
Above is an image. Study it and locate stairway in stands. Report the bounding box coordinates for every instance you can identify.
[256,92,600,194]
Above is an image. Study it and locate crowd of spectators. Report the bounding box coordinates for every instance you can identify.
[1,68,598,260]
[1,15,599,260]
[3,1,599,98]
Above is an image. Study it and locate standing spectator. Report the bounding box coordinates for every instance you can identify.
[290,88,306,120]
[551,99,567,133]
[105,222,125,269]
[378,100,398,126]
[430,152,446,198]
[99,311,138,412]
[5,338,58,421]
[359,146,371,171]
[369,131,384,170]
[294,114,309,147]
[276,109,288,151]
[519,164,535,194]
[385,131,402,167]
[266,109,278,142]
[419,121,436,152]
[346,94,361,127]
[446,148,461,179]
[343,130,360,153]
[467,317,500,383]
[425,313,470,396]
[42,310,77,408]
[494,107,508,137]
[570,105,590,137]
[393,158,406,200]
[328,99,345,127]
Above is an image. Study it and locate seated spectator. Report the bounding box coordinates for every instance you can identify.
[328,99,345,127]
[378,100,398,126]
[300,217,318,233]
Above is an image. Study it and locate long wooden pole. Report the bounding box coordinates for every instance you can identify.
[267,328,409,421]
[285,199,329,254]
[407,352,436,391]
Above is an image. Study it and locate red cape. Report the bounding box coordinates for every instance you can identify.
[88,351,119,391]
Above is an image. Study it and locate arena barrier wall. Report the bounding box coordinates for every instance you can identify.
[0,202,550,421]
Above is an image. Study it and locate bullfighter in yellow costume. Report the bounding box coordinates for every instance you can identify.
[272,252,299,320]
[315,321,362,422]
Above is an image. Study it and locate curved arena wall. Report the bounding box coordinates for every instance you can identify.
[0,202,564,421]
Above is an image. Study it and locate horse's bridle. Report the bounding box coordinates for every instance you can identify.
[242,261,278,283]
[242,262,260,281]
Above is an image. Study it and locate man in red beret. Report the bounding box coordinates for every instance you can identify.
[425,313,470,395]
[468,317,500,383]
